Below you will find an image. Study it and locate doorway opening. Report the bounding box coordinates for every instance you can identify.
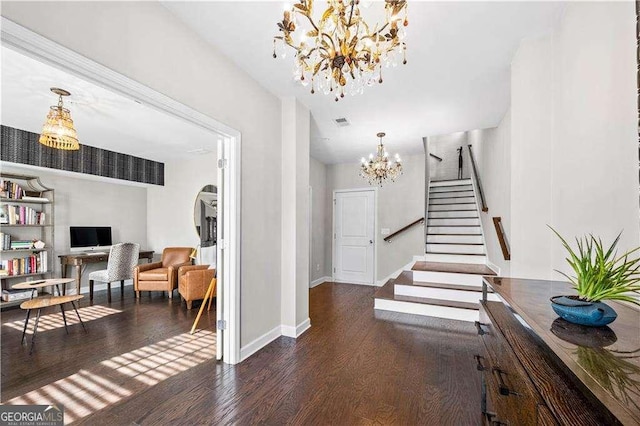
[1,17,242,364]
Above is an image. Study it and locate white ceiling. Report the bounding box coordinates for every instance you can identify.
[163,1,564,164]
[1,47,216,162]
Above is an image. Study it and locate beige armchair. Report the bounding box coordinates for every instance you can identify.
[178,265,216,309]
[134,247,193,299]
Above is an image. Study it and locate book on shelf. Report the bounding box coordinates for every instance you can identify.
[0,232,10,250]
[10,240,35,250]
[0,179,25,200]
[3,205,46,225]
[0,251,47,276]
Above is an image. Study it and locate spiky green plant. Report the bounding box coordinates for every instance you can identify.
[550,227,640,305]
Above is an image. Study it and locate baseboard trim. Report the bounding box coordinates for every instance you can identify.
[240,318,312,361]
[75,279,134,295]
[310,276,332,288]
[375,258,420,287]
[486,260,500,276]
[281,317,311,338]
[240,325,282,362]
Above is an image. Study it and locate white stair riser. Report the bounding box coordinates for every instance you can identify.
[423,253,488,264]
[428,218,480,226]
[427,243,485,254]
[430,191,475,199]
[374,298,479,322]
[427,226,481,234]
[394,285,500,303]
[430,197,476,205]
[430,185,473,193]
[412,270,484,286]
[429,179,472,188]
[427,234,483,244]
[429,204,477,212]
[428,211,479,219]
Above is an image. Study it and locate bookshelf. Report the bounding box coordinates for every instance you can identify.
[0,173,55,309]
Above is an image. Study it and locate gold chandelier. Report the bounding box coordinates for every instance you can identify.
[39,87,80,150]
[360,132,402,185]
[274,0,408,101]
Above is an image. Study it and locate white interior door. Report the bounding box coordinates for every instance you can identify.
[334,190,375,284]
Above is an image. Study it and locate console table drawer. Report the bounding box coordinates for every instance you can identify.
[479,302,547,425]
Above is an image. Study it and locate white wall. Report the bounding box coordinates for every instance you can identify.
[146,153,217,258]
[469,113,512,276]
[309,156,328,283]
[280,98,310,335]
[549,1,639,276]
[428,132,469,181]
[2,1,283,348]
[508,1,639,279]
[326,154,425,282]
[0,163,147,289]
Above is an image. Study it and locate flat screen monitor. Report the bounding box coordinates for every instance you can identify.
[70,226,112,252]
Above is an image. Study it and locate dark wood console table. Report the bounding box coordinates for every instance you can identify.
[59,250,154,295]
[478,277,640,425]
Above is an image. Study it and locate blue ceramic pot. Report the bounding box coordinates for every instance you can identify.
[550,296,617,327]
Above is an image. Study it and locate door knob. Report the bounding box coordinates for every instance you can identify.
[369,240,373,244]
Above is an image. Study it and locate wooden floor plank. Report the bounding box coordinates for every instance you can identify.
[2,282,482,425]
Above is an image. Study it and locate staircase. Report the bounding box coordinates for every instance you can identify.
[374,178,498,322]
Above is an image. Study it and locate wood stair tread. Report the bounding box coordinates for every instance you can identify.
[393,271,493,293]
[427,233,482,236]
[429,190,474,194]
[412,261,496,275]
[426,251,486,256]
[430,179,472,183]
[375,281,479,311]
[426,242,484,245]
[429,223,480,228]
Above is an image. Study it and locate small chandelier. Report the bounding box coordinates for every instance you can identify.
[39,87,80,150]
[273,0,408,101]
[360,132,402,185]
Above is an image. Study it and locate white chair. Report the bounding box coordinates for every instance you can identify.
[88,243,140,302]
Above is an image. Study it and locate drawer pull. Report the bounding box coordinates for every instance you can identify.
[475,321,488,336]
[474,354,487,371]
[492,367,521,397]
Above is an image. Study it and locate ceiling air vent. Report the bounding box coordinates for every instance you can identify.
[333,117,350,127]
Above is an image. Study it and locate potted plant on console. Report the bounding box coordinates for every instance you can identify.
[550,227,640,327]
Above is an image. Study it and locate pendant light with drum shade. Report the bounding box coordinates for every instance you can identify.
[39,87,80,150]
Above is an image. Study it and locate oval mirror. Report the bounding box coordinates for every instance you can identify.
[194,185,217,248]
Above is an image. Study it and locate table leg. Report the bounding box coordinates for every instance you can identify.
[55,284,61,297]
[75,265,81,296]
[21,309,31,344]
[71,301,87,333]
[61,263,67,295]
[29,309,42,355]
[60,305,69,334]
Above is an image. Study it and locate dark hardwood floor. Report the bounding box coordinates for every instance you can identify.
[1,283,481,425]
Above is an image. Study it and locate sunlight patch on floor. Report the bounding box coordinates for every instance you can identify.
[3,305,122,334]
[5,330,216,424]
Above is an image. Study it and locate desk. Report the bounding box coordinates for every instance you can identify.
[59,251,154,295]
